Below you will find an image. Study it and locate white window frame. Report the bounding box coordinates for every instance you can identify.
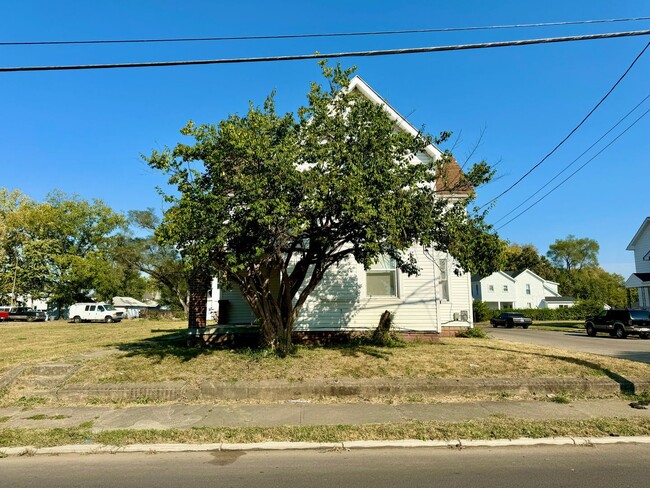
[525,284,531,295]
[488,284,494,292]
[366,256,399,298]
[438,258,449,301]
[503,285,509,292]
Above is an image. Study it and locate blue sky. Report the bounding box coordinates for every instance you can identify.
[2,1,649,278]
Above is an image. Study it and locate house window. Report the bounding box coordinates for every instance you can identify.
[503,285,509,292]
[366,255,397,297]
[525,284,531,295]
[438,259,449,301]
[488,285,494,292]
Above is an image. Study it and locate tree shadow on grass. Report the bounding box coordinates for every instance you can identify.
[115,331,215,363]
[331,344,395,360]
[473,342,636,394]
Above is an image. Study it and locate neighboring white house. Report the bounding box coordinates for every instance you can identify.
[216,76,474,335]
[471,269,574,310]
[625,217,650,310]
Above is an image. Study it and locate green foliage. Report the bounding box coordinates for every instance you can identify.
[0,189,127,307]
[147,62,501,356]
[503,243,558,281]
[472,299,491,322]
[474,299,605,322]
[547,235,599,272]
[455,327,488,339]
[112,208,189,311]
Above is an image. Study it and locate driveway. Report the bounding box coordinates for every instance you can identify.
[486,327,650,364]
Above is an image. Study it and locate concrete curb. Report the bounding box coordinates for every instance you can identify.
[3,436,650,457]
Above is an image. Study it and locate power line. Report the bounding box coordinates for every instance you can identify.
[1,29,649,73]
[496,106,650,230]
[492,92,650,226]
[478,39,650,211]
[3,16,650,46]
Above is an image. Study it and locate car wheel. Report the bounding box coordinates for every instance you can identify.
[105,316,114,323]
[522,325,529,329]
[491,323,497,328]
[641,333,649,340]
[73,316,82,324]
[615,326,627,339]
[586,324,596,337]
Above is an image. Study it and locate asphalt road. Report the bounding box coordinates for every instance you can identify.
[2,445,649,487]
[487,327,650,364]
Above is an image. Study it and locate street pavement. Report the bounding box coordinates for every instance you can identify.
[2,444,650,488]
[487,327,650,364]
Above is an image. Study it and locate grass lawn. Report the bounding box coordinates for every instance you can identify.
[2,319,648,389]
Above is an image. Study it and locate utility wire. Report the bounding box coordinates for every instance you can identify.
[496,106,650,230]
[479,39,650,211]
[3,16,650,46]
[1,29,649,73]
[492,91,650,225]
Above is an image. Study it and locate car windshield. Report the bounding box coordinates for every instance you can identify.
[630,310,649,320]
[103,305,116,311]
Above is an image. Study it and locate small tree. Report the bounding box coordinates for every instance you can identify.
[147,63,502,356]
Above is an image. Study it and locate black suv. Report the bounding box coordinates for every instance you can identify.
[584,309,650,339]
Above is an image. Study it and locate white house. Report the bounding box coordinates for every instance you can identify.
[216,76,474,336]
[471,269,574,310]
[625,217,650,310]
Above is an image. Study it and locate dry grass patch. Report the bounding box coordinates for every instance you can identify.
[2,416,650,448]
[0,319,188,375]
[69,335,650,385]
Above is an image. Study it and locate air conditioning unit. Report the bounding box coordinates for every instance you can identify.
[460,310,469,321]
[453,312,460,321]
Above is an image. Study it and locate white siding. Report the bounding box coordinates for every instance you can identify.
[514,270,550,309]
[633,224,650,274]
[476,273,516,307]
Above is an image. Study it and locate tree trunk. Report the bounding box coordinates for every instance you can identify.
[187,269,211,328]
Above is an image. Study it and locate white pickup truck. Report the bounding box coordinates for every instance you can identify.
[69,303,124,323]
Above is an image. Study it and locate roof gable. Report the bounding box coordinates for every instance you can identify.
[348,76,470,196]
[627,217,650,250]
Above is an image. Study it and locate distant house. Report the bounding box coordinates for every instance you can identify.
[625,217,650,310]
[112,296,152,319]
[471,269,574,310]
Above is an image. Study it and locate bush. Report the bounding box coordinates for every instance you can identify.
[139,309,187,321]
[472,299,605,322]
[456,327,488,339]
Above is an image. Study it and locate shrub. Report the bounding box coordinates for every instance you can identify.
[139,309,187,321]
[456,327,488,339]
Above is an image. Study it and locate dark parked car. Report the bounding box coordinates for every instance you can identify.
[584,309,650,339]
[6,307,46,322]
[490,312,532,329]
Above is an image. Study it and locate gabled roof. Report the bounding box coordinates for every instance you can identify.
[348,76,470,196]
[627,217,650,250]
[113,296,149,308]
[471,271,516,283]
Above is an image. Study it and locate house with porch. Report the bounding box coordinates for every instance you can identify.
[216,76,475,336]
[471,269,574,310]
[625,217,650,310]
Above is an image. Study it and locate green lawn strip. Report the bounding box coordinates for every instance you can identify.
[1,417,649,449]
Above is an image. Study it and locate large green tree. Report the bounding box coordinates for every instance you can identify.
[0,189,126,310]
[147,64,503,356]
[547,235,599,273]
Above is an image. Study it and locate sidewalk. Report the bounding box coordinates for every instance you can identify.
[1,398,648,430]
